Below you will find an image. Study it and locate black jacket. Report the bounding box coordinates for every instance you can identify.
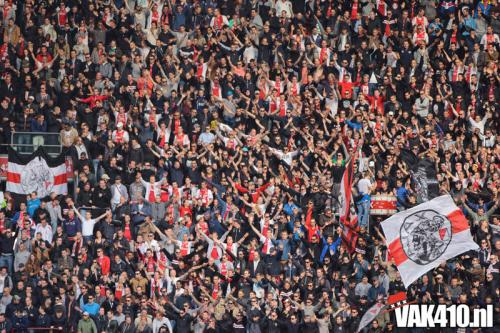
[91,186,112,208]
[175,313,194,333]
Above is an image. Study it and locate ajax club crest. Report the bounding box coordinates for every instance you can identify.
[400,210,452,265]
[20,158,54,197]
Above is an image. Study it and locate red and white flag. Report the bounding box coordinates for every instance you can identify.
[339,157,355,222]
[339,157,358,253]
[6,148,68,197]
[384,291,415,313]
[380,195,478,288]
[357,302,385,332]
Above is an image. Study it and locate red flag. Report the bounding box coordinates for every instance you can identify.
[384,291,417,313]
[387,292,407,308]
[339,157,359,253]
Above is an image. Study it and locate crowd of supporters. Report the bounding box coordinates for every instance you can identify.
[0,0,499,332]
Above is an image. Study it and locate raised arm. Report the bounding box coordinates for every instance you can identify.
[71,203,84,220]
[196,224,213,243]
[178,263,207,281]
[248,220,265,239]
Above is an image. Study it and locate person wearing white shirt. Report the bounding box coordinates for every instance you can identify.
[479,130,496,148]
[275,0,293,18]
[198,126,216,145]
[268,146,299,167]
[110,176,129,209]
[210,9,229,31]
[357,175,372,195]
[469,113,490,134]
[71,204,108,242]
[356,172,374,228]
[216,126,243,150]
[243,42,258,63]
[143,232,161,254]
[141,175,163,203]
[480,27,500,47]
[152,311,173,333]
[195,181,214,206]
[34,218,53,244]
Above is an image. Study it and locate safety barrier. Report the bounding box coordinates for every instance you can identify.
[10,132,63,155]
[10,327,64,332]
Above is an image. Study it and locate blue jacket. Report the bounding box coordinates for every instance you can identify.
[368,285,386,302]
[63,217,82,237]
[31,119,47,132]
[320,236,341,263]
[283,202,299,216]
[275,238,292,260]
[27,198,41,217]
[82,302,100,316]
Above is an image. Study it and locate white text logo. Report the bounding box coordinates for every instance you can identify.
[394,304,493,328]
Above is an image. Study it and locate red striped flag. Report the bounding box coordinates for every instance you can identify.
[339,157,355,221]
[339,157,358,253]
[384,291,417,313]
[357,302,385,332]
[387,291,407,309]
[6,148,68,197]
[380,195,478,288]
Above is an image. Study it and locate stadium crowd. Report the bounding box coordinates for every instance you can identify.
[0,0,499,332]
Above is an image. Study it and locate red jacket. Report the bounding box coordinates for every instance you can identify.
[234,182,270,202]
[80,95,108,109]
[97,255,111,275]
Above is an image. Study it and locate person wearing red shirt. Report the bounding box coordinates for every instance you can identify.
[77,90,109,109]
[304,202,321,243]
[230,178,270,203]
[96,248,111,276]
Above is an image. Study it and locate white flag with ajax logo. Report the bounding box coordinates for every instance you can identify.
[380,195,479,288]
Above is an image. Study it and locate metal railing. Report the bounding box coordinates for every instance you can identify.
[10,132,62,155]
[10,328,64,332]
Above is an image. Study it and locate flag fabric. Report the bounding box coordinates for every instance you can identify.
[339,157,355,221]
[387,292,407,309]
[357,302,385,332]
[6,147,68,197]
[339,157,359,253]
[384,291,416,313]
[380,195,479,288]
[410,158,439,203]
[399,150,439,203]
[342,216,359,254]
